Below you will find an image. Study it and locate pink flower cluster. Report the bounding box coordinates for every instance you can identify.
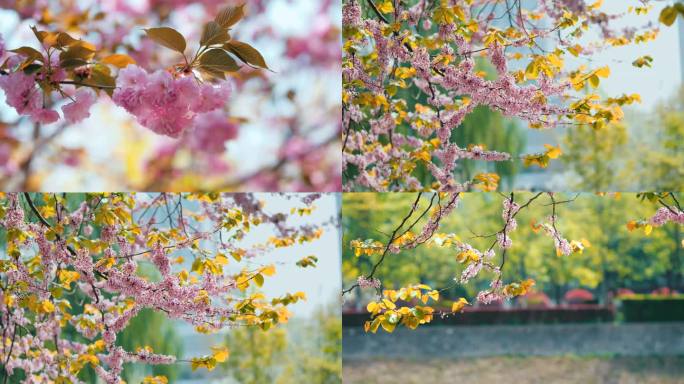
[342,0,361,27]
[357,275,381,289]
[0,71,56,124]
[112,65,233,139]
[649,207,684,227]
[62,88,97,124]
[541,215,572,256]
[0,67,96,125]
[497,198,520,249]
[188,110,239,154]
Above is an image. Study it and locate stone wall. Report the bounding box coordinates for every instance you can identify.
[343,323,684,360]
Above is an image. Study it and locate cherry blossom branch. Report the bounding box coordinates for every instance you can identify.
[342,192,424,295]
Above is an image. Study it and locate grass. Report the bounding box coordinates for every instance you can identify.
[343,356,684,383]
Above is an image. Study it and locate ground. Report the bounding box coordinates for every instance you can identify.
[343,356,684,384]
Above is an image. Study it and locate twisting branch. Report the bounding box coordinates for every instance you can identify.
[342,192,423,295]
[365,0,390,23]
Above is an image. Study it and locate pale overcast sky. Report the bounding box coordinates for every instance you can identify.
[578,1,683,110]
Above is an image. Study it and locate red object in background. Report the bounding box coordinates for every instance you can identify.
[564,288,595,304]
[616,288,636,298]
[651,287,680,296]
[521,291,552,308]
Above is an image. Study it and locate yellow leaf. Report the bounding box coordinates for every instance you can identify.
[595,66,610,78]
[58,270,81,287]
[144,27,187,53]
[78,354,99,367]
[101,54,136,68]
[411,150,431,162]
[377,0,394,14]
[40,205,56,219]
[644,224,653,236]
[367,302,379,313]
[451,298,469,313]
[211,346,229,363]
[254,273,264,287]
[261,265,276,276]
[4,294,15,307]
[142,376,168,384]
[589,74,600,88]
[589,0,603,10]
[659,6,678,26]
[190,357,217,371]
[544,144,562,159]
[382,299,396,310]
[215,254,228,265]
[381,318,397,333]
[41,300,55,313]
[94,257,115,270]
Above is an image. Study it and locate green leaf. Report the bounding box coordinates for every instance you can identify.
[199,68,227,80]
[59,45,95,68]
[84,64,116,96]
[59,58,89,69]
[144,27,187,53]
[588,74,600,88]
[10,47,44,63]
[31,26,58,47]
[224,41,268,69]
[254,273,264,287]
[22,63,43,75]
[200,21,230,47]
[190,356,217,371]
[198,48,240,73]
[215,4,245,28]
[56,32,79,49]
[659,6,678,26]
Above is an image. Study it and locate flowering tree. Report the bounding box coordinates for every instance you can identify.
[0,192,332,383]
[342,0,679,191]
[342,192,683,333]
[0,0,341,191]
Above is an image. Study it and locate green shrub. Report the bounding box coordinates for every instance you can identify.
[618,296,684,322]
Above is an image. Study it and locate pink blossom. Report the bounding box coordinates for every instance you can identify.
[0,71,41,115]
[30,108,59,124]
[188,110,239,153]
[112,65,232,138]
[649,207,684,226]
[357,275,381,289]
[342,0,361,26]
[62,88,97,124]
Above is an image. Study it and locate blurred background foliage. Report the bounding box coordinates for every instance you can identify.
[223,303,341,384]
[563,87,684,191]
[342,193,683,307]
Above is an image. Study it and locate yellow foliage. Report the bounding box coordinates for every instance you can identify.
[211,346,230,363]
[451,298,469,313]
[142,376,168,384]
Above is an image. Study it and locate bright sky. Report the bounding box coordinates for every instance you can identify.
[237,193,342,318]
[579,1,683,110]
